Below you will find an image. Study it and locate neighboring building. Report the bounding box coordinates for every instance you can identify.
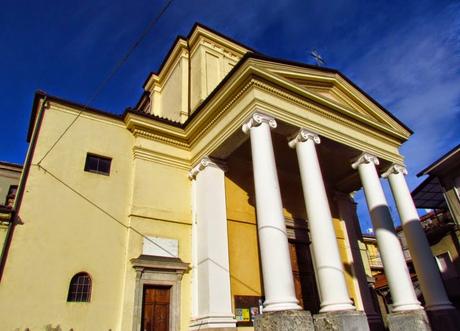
[0,161,22,250]
[0,24,454,331]
[362,226,430,324]
[412,145,460,308]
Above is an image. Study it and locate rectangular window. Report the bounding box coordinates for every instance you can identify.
[436,252,457,280]
[4,185,18,206]
[84,153,111,175]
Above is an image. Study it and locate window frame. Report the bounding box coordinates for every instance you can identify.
[84,153,112,176]
[67,272,92,302]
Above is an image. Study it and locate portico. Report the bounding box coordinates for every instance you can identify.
[187,101,433,330]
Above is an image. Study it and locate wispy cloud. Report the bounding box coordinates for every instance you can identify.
[346,3,460,177]
[345,2,460,230]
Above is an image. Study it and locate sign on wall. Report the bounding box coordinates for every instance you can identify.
[234,295,264,326]
[143,236,179,258]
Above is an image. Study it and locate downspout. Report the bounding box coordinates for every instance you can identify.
[187,38,191,117]
[0,96,47,281]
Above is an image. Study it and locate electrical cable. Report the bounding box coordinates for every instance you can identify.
[37,0,174,166]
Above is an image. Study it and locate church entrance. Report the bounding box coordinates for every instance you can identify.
[289,240,321,313]
[141,285,171,331]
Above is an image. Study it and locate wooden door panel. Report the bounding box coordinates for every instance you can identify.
[142,286,171,331]
[289,241,320,314]
[142,303,154,331]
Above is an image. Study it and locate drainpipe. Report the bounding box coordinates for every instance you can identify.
[0,96,47,281]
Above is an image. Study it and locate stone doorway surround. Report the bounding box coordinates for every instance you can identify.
[131,255,189,331]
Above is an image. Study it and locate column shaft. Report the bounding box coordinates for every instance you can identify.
[189,157,236,329]
[385,164,453,311]
[243,112,301,312]
[352,154,422,312]
[289,129,354,312]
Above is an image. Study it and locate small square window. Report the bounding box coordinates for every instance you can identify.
[84,153,111,175]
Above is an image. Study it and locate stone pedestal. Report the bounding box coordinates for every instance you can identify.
[426,308,460,331]
[254,310,314,331]
[313,310,370,331]
[387,310,431,331]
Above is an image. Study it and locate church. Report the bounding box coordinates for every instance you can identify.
[0,23,456,331]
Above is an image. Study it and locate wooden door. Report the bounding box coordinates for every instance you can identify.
[289,241,320,313]
[141,285,171,331]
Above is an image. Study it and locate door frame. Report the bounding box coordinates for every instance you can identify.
[131,255,189,331]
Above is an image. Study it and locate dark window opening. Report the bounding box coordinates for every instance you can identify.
[67,272,92,302]
[84,153,111,175]
[4,185,17,207]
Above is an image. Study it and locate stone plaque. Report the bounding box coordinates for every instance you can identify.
[143,236,179,257]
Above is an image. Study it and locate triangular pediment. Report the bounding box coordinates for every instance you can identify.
[246,59,411,138]
[291,78,381,121]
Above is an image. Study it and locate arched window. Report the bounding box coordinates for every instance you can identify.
[67,272,92,302]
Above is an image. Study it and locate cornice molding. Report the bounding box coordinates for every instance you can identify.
[144,39,189,90]
[126,62,408,166]
[188,26,249,58]
[132,128,189,149]
[132,146,190,170]
[251,59,411,138]
[244,64,408,142]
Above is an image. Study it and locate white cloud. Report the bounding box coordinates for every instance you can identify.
[344,3,460,189]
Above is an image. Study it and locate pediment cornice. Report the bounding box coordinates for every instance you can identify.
[125,58,408,165]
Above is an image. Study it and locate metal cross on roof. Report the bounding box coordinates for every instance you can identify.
[310,49,326,66]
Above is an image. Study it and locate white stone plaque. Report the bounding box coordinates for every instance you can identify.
[143,236,179,258]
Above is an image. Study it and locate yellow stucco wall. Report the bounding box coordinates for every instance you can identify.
[0,103,195,330]
[431,233,459,266]
[0,104,133,330]
[190,36,241,112]
[226,175,262,298]
[225,155,362,328]
[159,54,188,121]
[120,158,192,330]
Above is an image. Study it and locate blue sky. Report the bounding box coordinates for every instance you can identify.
[1,0,459,231]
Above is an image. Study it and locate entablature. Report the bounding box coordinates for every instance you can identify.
[125,58,408,168]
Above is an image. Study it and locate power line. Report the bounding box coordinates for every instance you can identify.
[35,164,177,257]
[37,0,174,166]
[34,163,262,296]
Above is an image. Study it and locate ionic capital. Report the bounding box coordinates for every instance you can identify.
[242,112,277,134]
[351,153,379,170]
[188,157,226,180]
[382,164,408,178]
[288,129,320,149]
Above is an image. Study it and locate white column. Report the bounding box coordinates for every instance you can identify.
[289,129,355,312]
[351,153,422,312]
[189,157,236,329]
[383,164,454,311]
[242,112,301,312]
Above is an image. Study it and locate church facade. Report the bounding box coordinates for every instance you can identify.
[0,24,455,331]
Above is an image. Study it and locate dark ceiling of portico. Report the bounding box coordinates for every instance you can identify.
[223,127,372,194]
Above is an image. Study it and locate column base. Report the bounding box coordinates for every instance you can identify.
[426,308,460,331]
[387,309,431,331]
[253,310,314,331]
[189,315,237,330]
[313,310,370,331]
